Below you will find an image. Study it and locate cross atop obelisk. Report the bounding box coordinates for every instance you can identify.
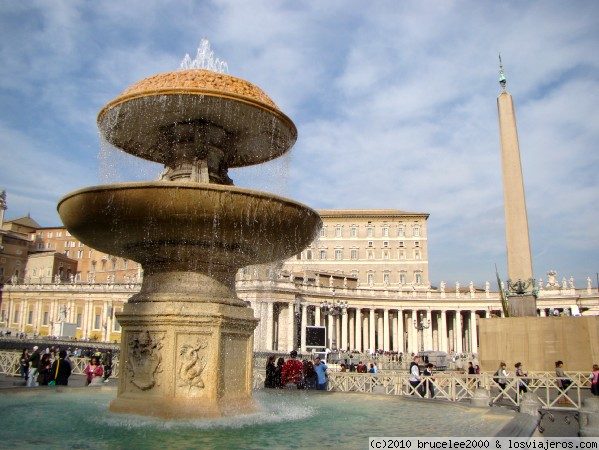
[496,55,536,316]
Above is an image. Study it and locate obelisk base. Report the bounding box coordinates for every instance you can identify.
[507,294,537,317]
[110,299,258,419]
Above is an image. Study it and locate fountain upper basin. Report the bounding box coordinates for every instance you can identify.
[57,181,321,271]
[97,70,297,168]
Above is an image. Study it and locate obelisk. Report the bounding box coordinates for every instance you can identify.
[497,56,536,316]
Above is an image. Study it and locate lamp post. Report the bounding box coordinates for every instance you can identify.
[321,299,347,350]
[413,313,430,352]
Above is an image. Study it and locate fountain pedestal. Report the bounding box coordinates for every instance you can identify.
[110,299,257,419]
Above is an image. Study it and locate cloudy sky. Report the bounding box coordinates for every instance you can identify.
[0,1,597,286]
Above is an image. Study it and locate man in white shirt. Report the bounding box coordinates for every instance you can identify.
[409,356,423,397]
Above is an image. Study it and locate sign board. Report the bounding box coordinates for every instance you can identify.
[305,325,326,348]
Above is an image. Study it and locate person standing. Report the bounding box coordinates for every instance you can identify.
[409,356,423,397]
[590,364,599,396]
[423,363,435,398]
[27,346,41,387]
[37,354,53,386]
[275,357,285,388]
[19,349,29,381]
[514,362,528,394]
[281,350,304,388]
[50,350,72,386]
[495,362,508,395]
[313,356,328,390]
[102,350,113,383]
[264,355,277,388]
[555,360,571,390]
[84,356,104,386]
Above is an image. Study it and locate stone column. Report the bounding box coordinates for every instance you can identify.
[369,309,376,352]
[470,310,478,355]
[362,313,369,352]
[341,309,348,351]
[377,312,384,351]
[455,310,463,353]
[440,310,448,353]
[397,309,404,353]
[287,303,295,352]
[383,309,390,351]
[300,305,307,352]
[392,311,398,352]
[328,313,334,349]
[266,302,274,351]
[315,306,321,326]
[348,309,355,351]
[355,308,362,352]
[409,309,417,353]
[425,309,433,351]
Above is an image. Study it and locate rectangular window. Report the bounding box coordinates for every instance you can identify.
[383,241,389,247]
[350,227,357,238]
[368,241,373,247]
[383,250,389,260]
[89,250,93,258]
[296,253,302,260]
[113,317,121,332]
[319,228,325,237]
[367,227,373,238]
[415,250,421,260]
[399,241,404,247]
[398,226,405,237]
[367,273,374,286]
[335,227,342,238]
[13,309,19,323]
[306,250,312,260]
[43,311,49,325]
[56,232,62,238]
[367,250,374,260]
[415,273,422,284]
[320,250,326,260]
[413,226,420,237]
[382,227,389,237]
[27,310,33,325]
[350,249,358,260]
[383,273,390,285]
[335,249,342,260]
[94,314,101,330]
[400,273,406,284]
[415,241,420,247]
[399,250,405,260]
[77,250,83,258]
[48,232,53,238]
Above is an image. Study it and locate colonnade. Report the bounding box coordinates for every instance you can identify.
[250,300,499,355]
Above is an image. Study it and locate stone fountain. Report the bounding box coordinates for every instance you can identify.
[57,60,321,418]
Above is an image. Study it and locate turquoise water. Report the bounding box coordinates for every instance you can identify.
[0,388,513,449]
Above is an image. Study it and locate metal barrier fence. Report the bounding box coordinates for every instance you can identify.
[1,349,590,412]
[252,370,593,411]
[0,351,120,378]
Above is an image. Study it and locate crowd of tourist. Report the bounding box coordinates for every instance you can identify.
[17,345,114,387]
[264,350,329,390]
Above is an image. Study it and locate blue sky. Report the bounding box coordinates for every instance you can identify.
[0,1,597,286]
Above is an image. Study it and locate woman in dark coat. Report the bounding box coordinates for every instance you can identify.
[50,350,72,386]
[275,357,285,388]
[37,353,53,386]
[264,355,277,388]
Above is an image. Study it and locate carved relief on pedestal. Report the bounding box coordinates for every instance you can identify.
[126,331,164,391]
[177,337,209,395]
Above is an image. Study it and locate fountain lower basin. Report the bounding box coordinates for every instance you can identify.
[58,181,320,271]
[0,388,517,448]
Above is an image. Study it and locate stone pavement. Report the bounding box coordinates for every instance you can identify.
[0,374,581,436]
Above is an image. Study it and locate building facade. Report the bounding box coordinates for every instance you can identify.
[284,209,430,290]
